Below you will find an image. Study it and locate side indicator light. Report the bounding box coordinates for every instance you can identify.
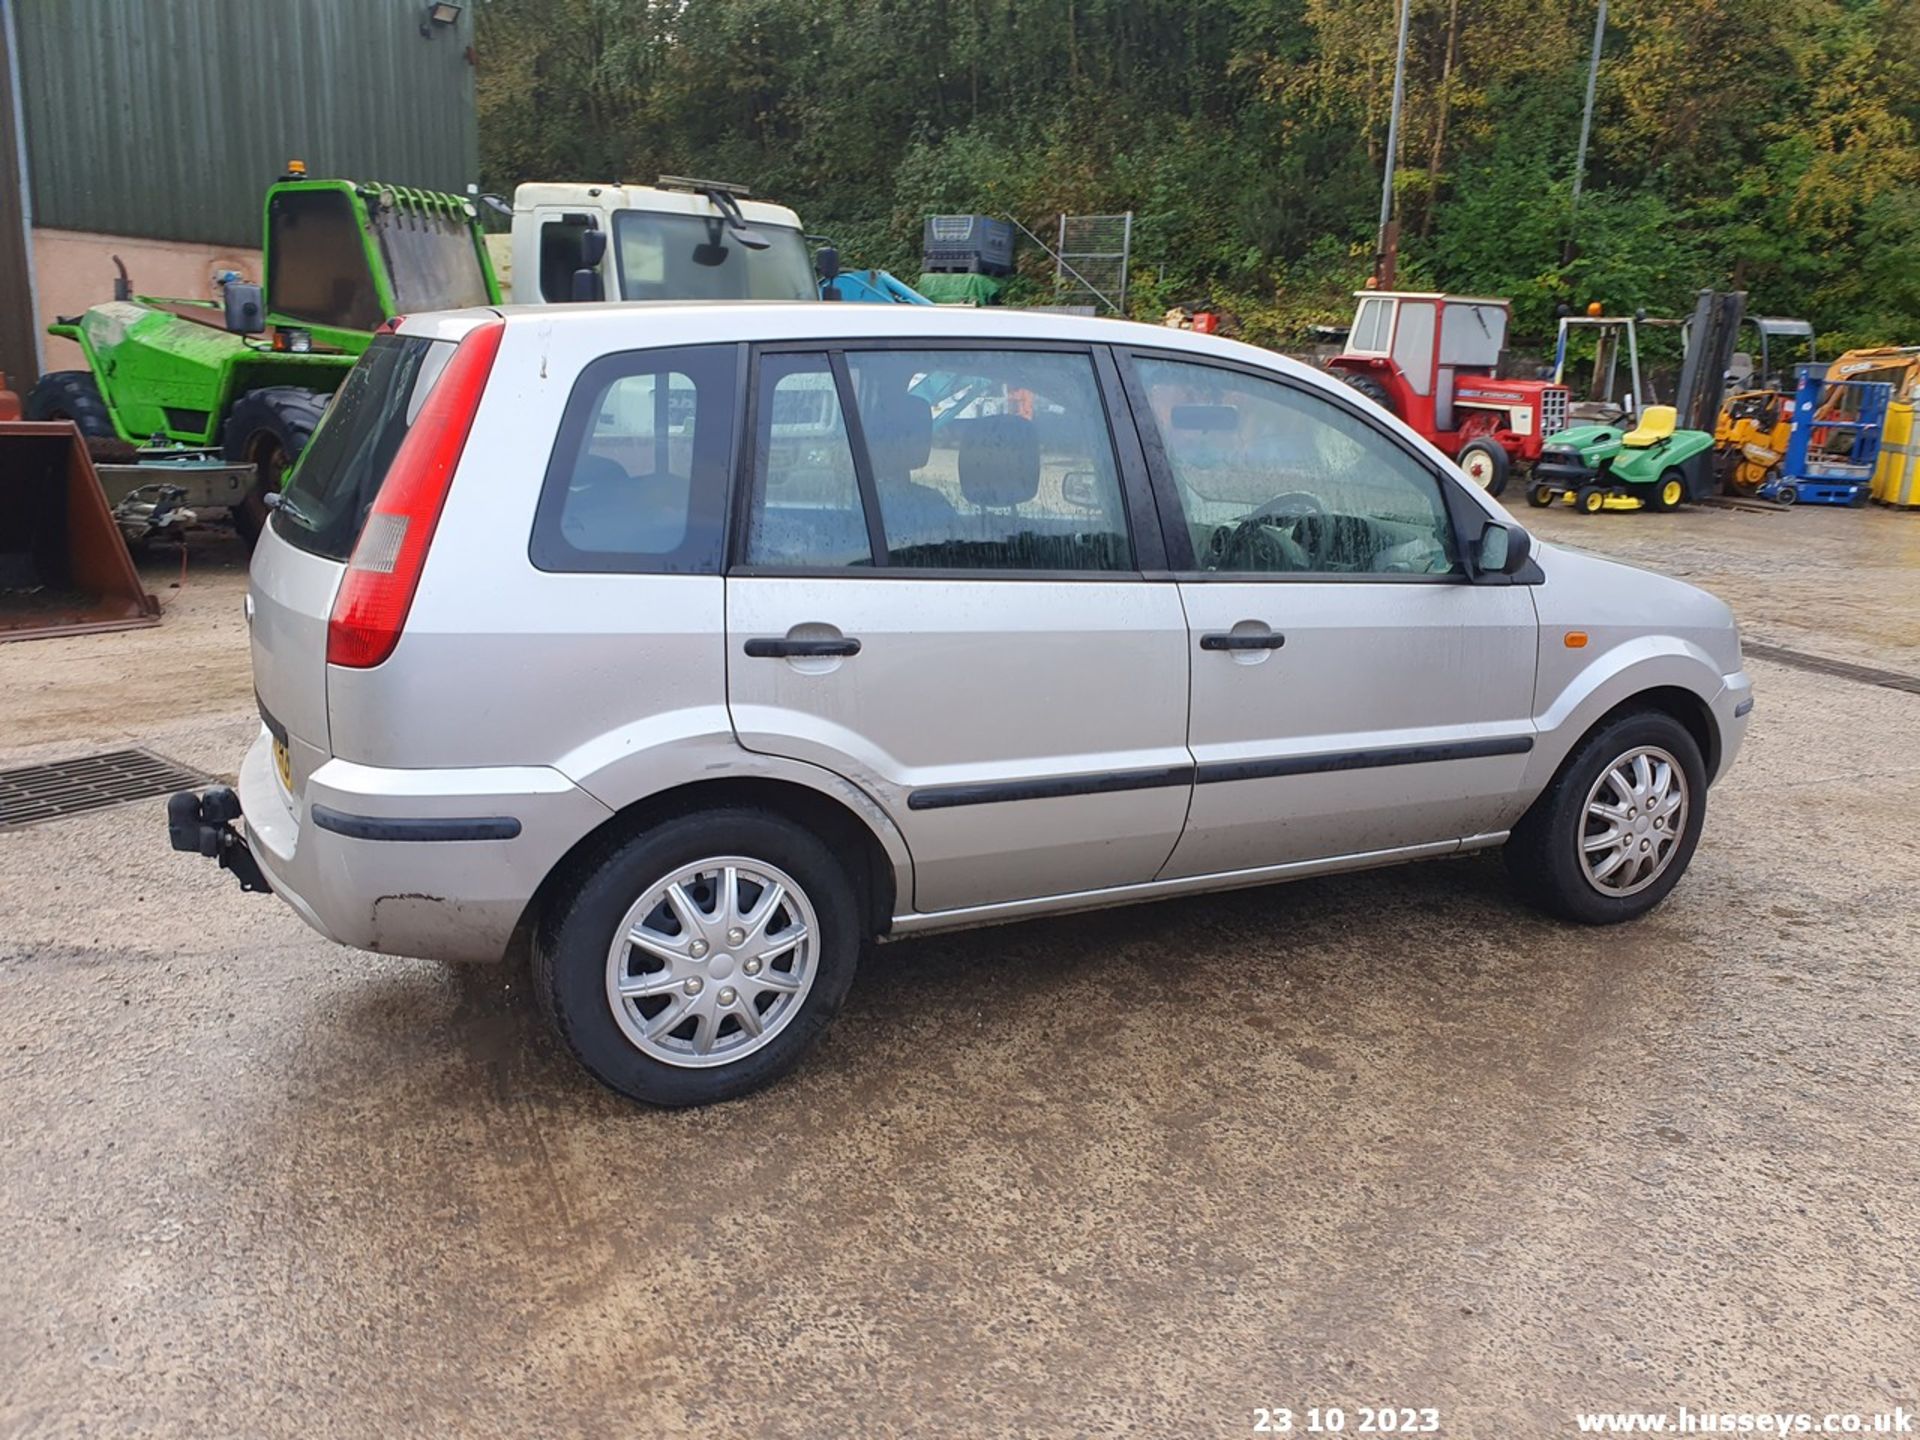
[1564,631,1589,649]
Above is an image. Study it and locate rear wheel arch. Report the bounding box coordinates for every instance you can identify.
[518,776,902,950]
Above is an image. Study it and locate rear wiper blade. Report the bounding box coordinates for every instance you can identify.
[273,493,316,528]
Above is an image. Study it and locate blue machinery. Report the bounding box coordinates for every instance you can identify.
[822,269,932,305]
[1758,373,1893,506]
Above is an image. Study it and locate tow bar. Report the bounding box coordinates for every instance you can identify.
[167,787,272,894]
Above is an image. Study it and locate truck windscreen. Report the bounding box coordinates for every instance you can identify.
[374,209,494,314]
[612,212,817,301]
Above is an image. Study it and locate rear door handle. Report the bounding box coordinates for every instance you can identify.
[1200,632,1286,651]
[744,636,862,658]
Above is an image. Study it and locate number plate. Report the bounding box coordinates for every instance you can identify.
[272,738,293,793]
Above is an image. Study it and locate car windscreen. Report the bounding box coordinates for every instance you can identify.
[612,211,817,301]
[373,207,494,313]
[270,334,455,561]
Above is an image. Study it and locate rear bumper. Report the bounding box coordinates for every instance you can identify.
[207,728,611,962]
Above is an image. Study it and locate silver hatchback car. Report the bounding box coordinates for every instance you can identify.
[169,303,1752,1106]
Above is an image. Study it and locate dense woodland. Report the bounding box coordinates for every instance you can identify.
[475,0,1920,350]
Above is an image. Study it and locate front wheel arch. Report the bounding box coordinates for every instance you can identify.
[1548,686,1721,796]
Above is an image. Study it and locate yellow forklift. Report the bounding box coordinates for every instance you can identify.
[1707,314,1821,495]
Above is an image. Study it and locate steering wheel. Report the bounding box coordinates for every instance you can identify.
[1213,490,1330,571]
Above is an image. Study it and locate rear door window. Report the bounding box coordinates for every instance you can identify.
[739,346,1134,572]
[271,334,453,561]
[530,343,740,573]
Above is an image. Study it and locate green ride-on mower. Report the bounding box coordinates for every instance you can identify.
[1528,405,1718,515]
[26,166,499,544]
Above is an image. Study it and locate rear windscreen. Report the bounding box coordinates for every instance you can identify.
[270,334,454,561]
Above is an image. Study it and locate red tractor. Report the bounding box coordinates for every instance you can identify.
[1325,291,1570,497]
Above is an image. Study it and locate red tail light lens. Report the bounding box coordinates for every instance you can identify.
[326,318,504,668]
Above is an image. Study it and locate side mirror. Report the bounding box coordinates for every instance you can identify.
[1477,521,1532,576]
[570,267,603,303]
[223,282,264,334]
[815,245,840,282]
[1061,471,1102,510]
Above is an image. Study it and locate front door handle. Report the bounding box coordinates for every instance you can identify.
[744,636,862,659]
[1200,632,1286,651]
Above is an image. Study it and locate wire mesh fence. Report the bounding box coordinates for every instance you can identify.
[1053,213,1133,315]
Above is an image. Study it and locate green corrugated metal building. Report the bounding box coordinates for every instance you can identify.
[1,0,480,384]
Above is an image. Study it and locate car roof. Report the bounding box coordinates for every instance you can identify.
[395,300,1503,523]
[425,299,1317,376]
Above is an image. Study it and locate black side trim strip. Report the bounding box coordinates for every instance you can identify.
[310,805,522,842]
[903,736,1535,811]
[908,764,1194,811]
[1196,735,1533,785]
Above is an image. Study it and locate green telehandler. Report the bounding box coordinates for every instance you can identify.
[25,165,499,542]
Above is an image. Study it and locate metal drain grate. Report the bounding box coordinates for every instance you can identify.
[1743,642,1920,696]
[0,748,213,830]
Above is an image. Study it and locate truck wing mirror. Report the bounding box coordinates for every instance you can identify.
[223,282,264,335]
[814,244,840,282]
[579,228,607,268]
[570,267,603,303]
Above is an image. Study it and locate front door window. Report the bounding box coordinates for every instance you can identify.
[1134,356,1459,577]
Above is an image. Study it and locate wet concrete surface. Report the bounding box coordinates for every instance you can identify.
[3,513,1918,1437]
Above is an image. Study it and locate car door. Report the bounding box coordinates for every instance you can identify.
[1119,349,1539,880]
[726,342,1192,915]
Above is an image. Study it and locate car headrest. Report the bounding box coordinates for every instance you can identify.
[956,415,1041,508]
[570,452,631,491]
[864,391,932,477]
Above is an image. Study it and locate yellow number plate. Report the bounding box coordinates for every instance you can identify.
[272,738,294,792]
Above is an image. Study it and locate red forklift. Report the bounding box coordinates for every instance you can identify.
[1326,291,1571,497]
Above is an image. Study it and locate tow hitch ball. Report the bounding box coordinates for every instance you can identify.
[167,787,272,894]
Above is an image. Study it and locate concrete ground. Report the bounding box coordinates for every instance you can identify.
[3,502,1917,1438]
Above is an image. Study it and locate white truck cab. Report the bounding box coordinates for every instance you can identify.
[506,177,819,306]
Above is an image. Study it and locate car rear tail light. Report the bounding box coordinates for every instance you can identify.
[326,318,504,668]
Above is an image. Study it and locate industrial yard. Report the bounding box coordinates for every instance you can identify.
[4,500,1916,1436]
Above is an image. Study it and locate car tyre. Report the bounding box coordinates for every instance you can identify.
[1505,709,1708,925]
[533,808,862,1107]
